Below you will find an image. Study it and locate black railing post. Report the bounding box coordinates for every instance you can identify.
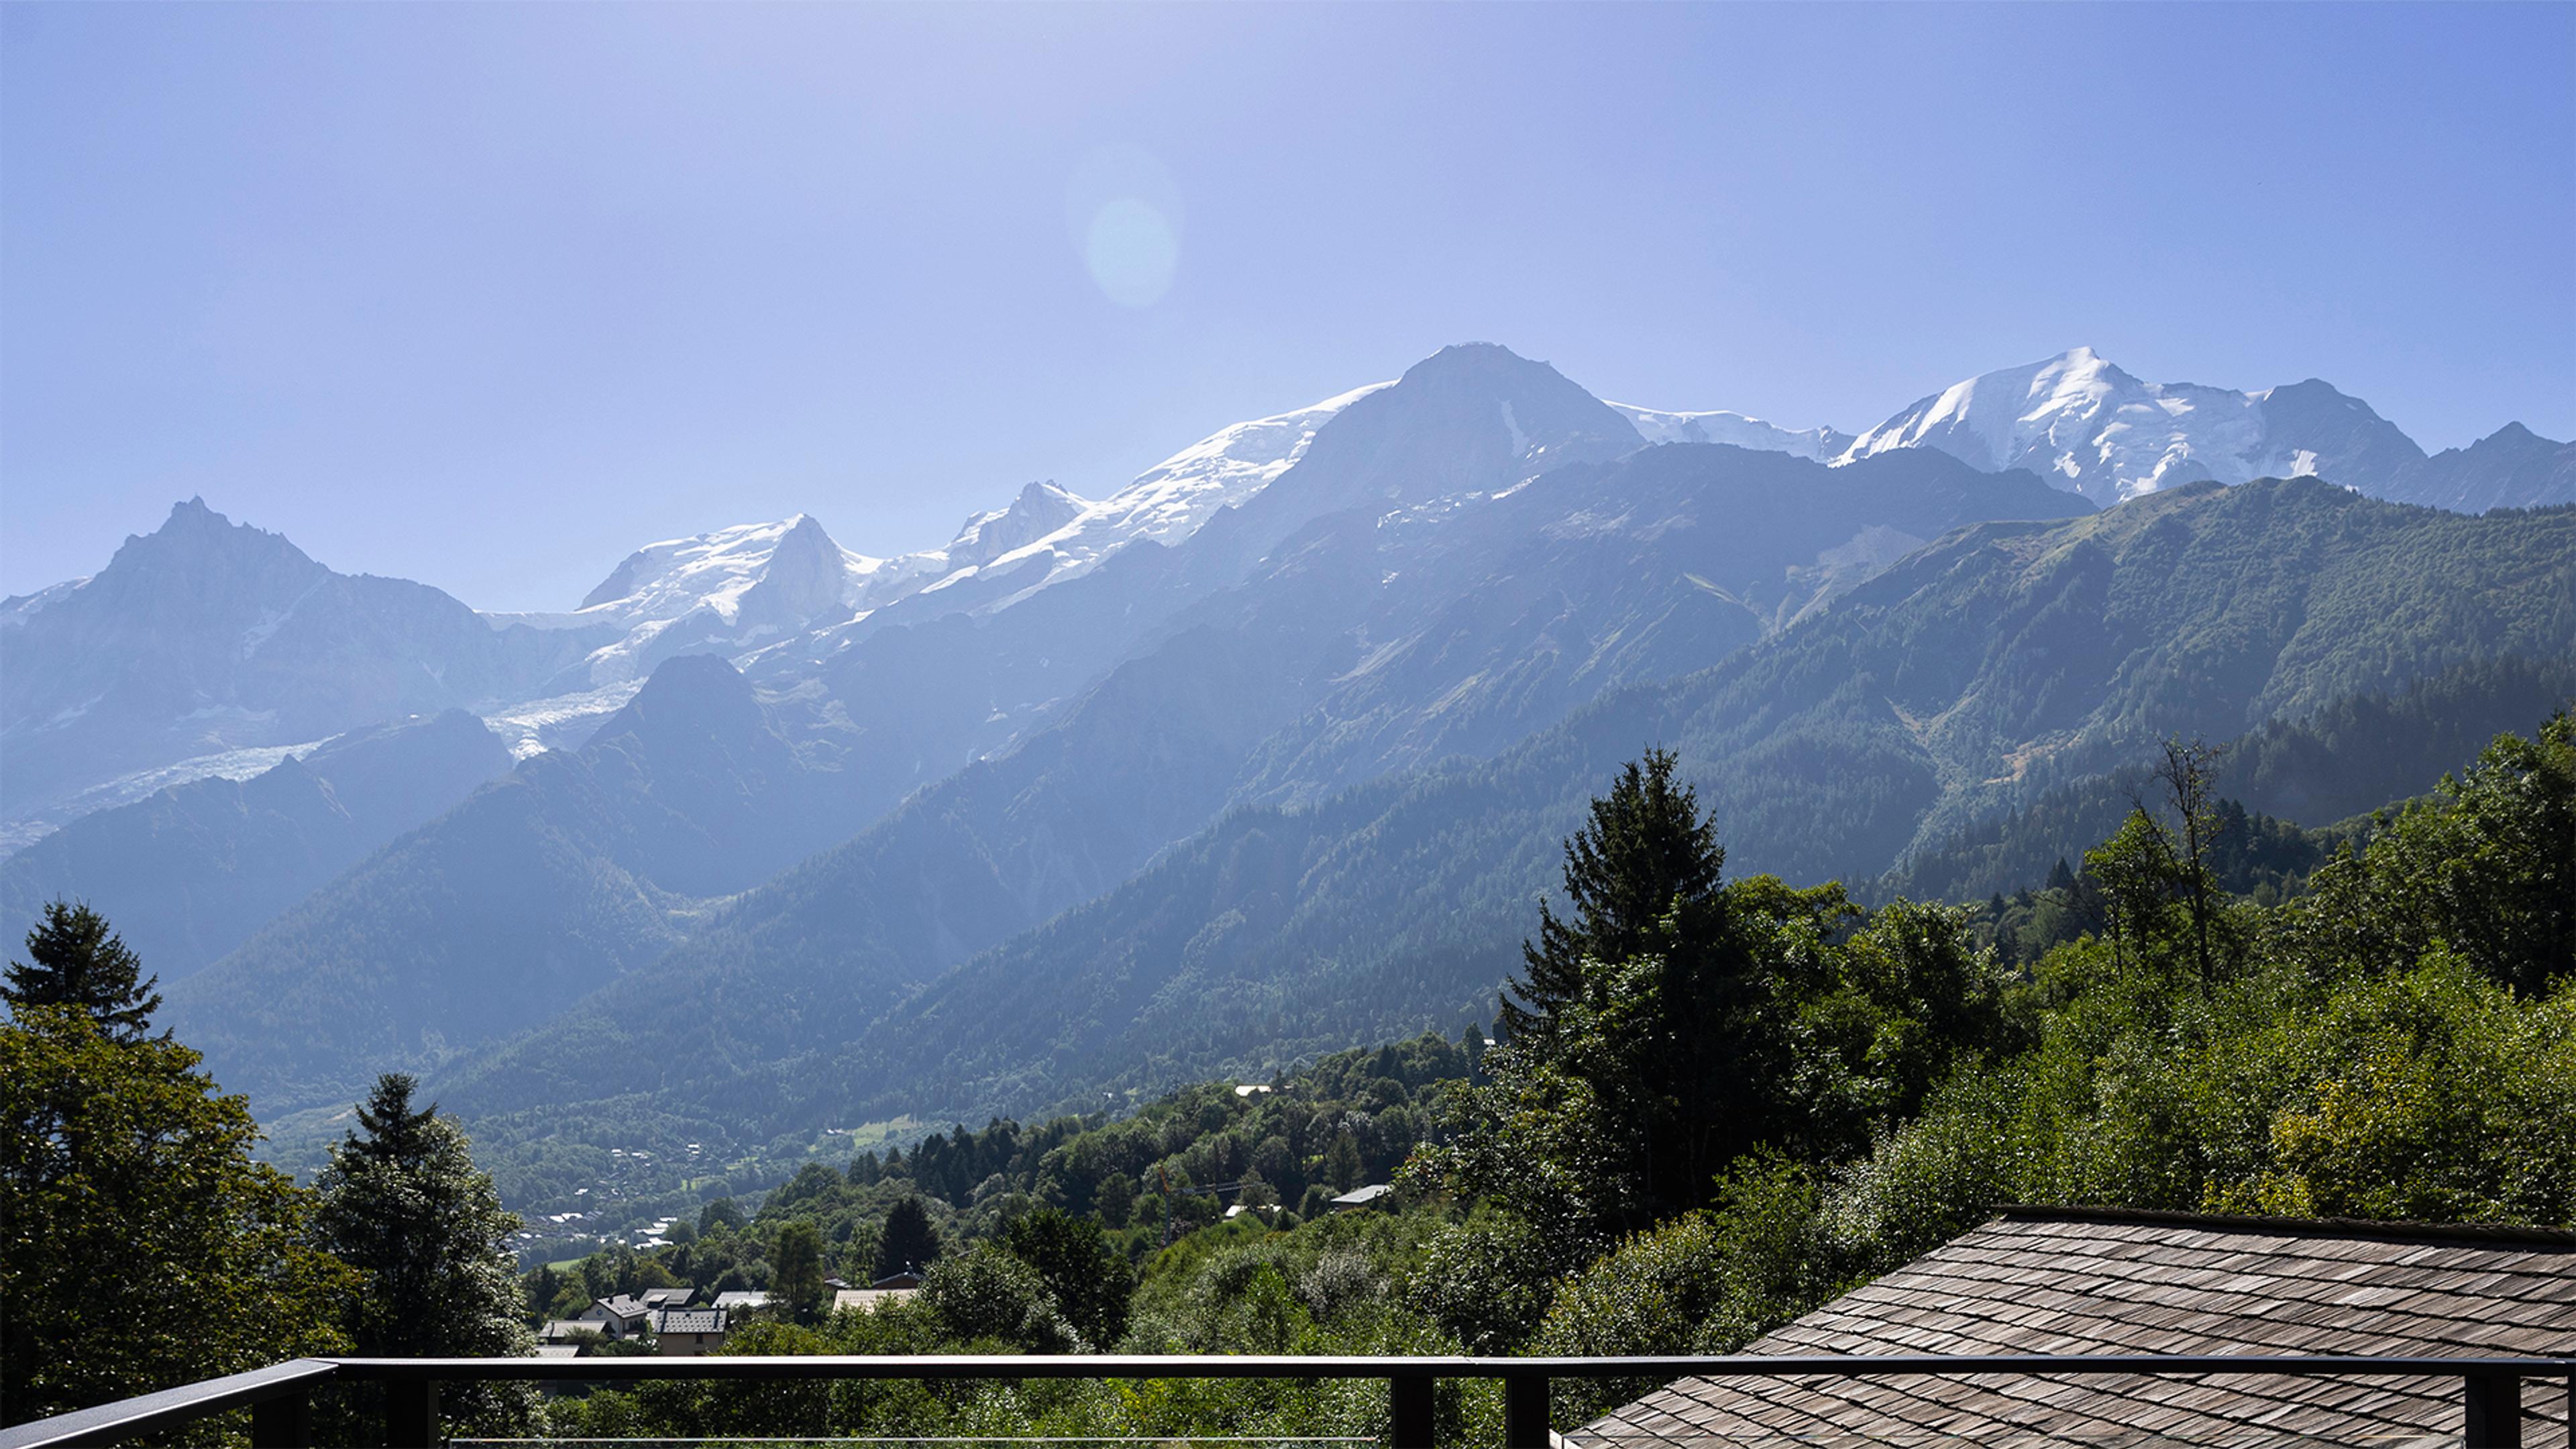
[249,1387,311,1448]
[1502,1368,1550,1449]
[2463,1372,2520,1449]
[1388,1369,1436,1449]
[385,1378,439,1449]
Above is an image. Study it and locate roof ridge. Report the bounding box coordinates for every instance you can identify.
[1991,1203,2576,1249]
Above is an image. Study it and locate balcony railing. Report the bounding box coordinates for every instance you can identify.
[1,1354,2567,1449]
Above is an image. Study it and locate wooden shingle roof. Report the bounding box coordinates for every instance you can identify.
[1587,1205,2576,1448]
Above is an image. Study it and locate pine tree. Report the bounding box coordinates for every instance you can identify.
[874,1195,943,1279]
[3,901,160,1042]
[313,1074,536,1436]
[1502,748,1724,1042]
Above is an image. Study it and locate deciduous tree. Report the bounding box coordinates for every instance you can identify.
[1,1002,347,1424]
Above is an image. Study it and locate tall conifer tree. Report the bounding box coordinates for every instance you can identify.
[313,1074,535,1435]
[3,901,160,1042]
[1503,747,1725,1042]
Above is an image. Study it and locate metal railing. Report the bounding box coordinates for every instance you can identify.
[1,1354,2569,1449]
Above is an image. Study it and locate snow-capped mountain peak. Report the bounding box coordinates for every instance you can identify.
[1834,347,2424,505]
[1076,381,1395,545]
[573,513,877,627]
[944,480,1089,572]
[869,380,1398,610]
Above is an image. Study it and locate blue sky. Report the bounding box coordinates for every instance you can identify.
[5,3,2571,610]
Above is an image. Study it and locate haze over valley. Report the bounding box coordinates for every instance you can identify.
[6,338,2570,1226]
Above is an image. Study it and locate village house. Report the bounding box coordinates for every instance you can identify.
[712,1289,775,1319]
[833,1271,924,1315]
[648,1307,729,1356]
[574,1294,651,1340]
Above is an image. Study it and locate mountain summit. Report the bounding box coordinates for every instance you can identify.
[0,500,591,835]
[1833,347,2426,504]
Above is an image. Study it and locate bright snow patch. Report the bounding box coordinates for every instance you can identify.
[1609,403,1842,461]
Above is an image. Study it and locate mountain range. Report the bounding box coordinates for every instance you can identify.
[6,339,2570,1217]
[427,473,2576,1156]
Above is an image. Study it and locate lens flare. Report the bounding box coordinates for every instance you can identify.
[1084,199,1179,307]
[1067,144,1183,309]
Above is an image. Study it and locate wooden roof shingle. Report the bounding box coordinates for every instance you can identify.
[1585,1206,2576,1448]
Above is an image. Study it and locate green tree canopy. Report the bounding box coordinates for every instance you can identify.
[3,900,161,1043]
[2293,710,2575,996]
[1003,1208,1133,1348]
[771,1220,828,1324]
[2,1002,348,1424]
[1424,753,2012,1258]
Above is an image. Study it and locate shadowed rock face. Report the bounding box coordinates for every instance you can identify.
[735,515,852,629]
[162,649,892,1110]
[2248,378,2427,488]
[2381,421,2576,513]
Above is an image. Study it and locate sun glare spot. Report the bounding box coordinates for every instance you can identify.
[1084,199,1179,307]
[1067,144,1183,309]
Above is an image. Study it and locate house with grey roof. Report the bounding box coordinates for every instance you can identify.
[1589,1205,2575,1448]
[575,1294,651,1340]
[648,1307,729,1356]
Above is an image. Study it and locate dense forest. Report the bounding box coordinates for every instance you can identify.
[6,711,2571,1443]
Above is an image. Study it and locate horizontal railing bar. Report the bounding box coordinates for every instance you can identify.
[7,1352,2569,1448]
[323,1352,2576,1382]
[0,1357,341,1449]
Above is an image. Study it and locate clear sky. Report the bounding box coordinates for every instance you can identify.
[5,3,2571,611]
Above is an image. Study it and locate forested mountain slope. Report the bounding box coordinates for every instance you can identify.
[213,347,2082,1130]
[0,710,511,982]
[1884,654,2576,903]
[437,479,2576,1153]
[165,654,901,1110]
[431,438,2085,1125]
